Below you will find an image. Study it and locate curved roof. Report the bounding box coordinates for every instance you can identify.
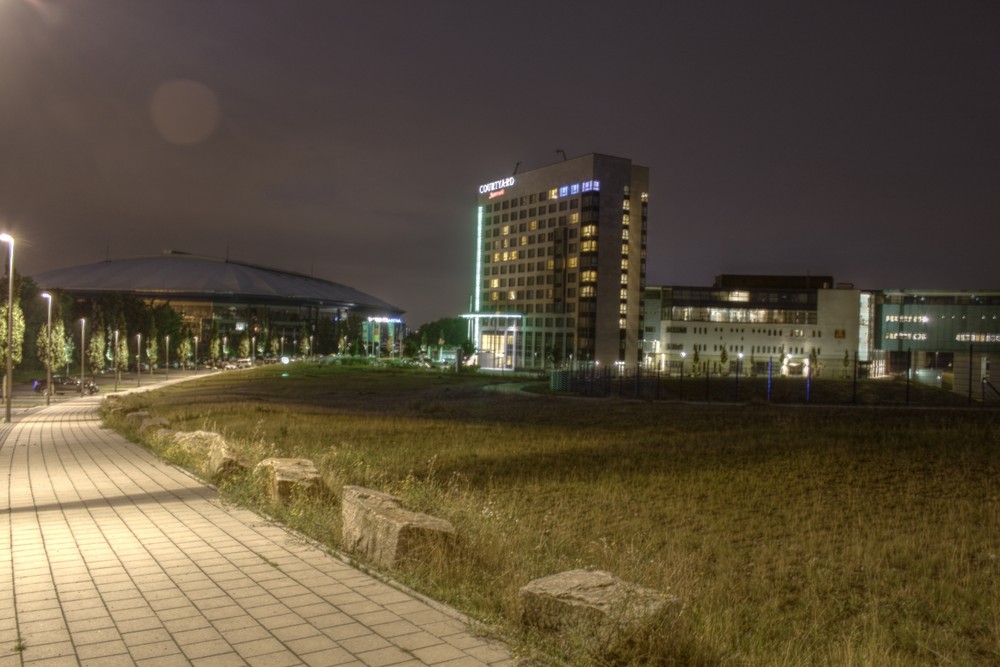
[32,251,403,314]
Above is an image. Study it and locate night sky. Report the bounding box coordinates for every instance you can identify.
[1,1,997,326]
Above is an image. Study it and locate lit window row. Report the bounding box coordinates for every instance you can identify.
[545,180,600,200]
[885,332,928,340]
[956,333,1000,342]
[581,240,598,252]
[581,225,597,238]
[581,270,597,283]
[885,314,930,323]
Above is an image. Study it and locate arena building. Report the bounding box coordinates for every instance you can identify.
[31,251,403,354]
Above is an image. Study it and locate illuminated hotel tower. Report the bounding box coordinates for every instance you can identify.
[470,153,649,370]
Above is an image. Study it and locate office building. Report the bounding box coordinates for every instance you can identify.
[470,153,649,370]
[644,275,860,377]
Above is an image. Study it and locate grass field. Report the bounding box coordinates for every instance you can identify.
[103,364,1000,665]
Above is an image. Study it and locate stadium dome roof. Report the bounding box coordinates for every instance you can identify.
[31,251,403,315]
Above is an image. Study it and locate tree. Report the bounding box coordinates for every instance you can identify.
[87,320,106,373]
[146,332,159,372]
[117,332,130,373]
[0,301,26,369]
[298,326,310,356]
[719,347,729,375]
[210,333,221,363]
[238,334,250,358]
[176,335,192,369]
[692,348,701,377]
[36,319,69,375]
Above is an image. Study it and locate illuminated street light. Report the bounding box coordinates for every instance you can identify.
[0,233,12,423]
[114,329,119,392]
[193,335,199,371]
[136,333,141,387]
[165,334,169,380]
[79,318,86,394]
[736,352,744,400]
[41,292,52,406]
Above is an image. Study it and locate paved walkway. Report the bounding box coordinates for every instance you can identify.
[0,389,513,666]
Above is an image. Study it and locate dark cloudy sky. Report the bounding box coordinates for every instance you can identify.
[1,1,997,326]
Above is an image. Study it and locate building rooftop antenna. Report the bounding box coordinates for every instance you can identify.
[513,161,521,175]
[555,149,567,161]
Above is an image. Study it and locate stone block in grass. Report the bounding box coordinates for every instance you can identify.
[520,569,675,634]
[256,458,323,504]
[341,485,455,569]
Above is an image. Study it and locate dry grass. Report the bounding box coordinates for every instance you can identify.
[104,364,1000,666]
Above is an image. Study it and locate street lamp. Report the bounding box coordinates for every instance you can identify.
[0,233,13,423]
[79,318,86,394]
[136,333,141,387]
[41,292,52,406]
[251,335,256,366]
[164,334,169,380]
[114,329,119,392]
[679,351,686,399]
[193,335,199,371]
[736,352,744,400]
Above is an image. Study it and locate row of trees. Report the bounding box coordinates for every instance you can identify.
[1,275,345,379]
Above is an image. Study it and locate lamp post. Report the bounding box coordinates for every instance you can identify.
[0,233,13,423]
[193,335,199,371]
[114,329,119,392]
[79,318,86,394]
[136,333,141,387]
[736,352,743,400]
[164,334,169,380]
[679,351,686,400]
[251,335,256,366]
[41,292,52,406]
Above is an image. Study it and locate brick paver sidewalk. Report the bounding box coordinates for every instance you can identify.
[0,396,513,666]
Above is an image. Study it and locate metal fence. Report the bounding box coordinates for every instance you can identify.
[549,367,1000,407]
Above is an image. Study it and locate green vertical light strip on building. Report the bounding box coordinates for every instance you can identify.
[474,206,483,313]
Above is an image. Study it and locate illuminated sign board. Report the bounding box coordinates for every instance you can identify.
[479,177,515,195]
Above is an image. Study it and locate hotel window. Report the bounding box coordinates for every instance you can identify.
[581,225,597,238]
[507,291,516,300]
[581,286,596,298]
[490,278,499,288]
[569,212,580,224]
[581,270,597,283]
[620,288,628,300]
[520,235,527,246]
[510,250,518,260]
[502,225,510,235]
[568,257,578,268]
[619,318,628,329]
[547,259,555,270]
[620,303,628,314]
[621,243,629,255]
[549,188,558,200]
[492,253,500,262]
[502,251,509,261]
[622,200,630,210]
[641,192,648,202]
[529,220,538,231]
[568,272,577,283]
[581,240,598,252]
[620,258,629,270]
[622,214,630,225]
[490,292,499,301]
[620,273,628,285]
[622,229,629,241]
